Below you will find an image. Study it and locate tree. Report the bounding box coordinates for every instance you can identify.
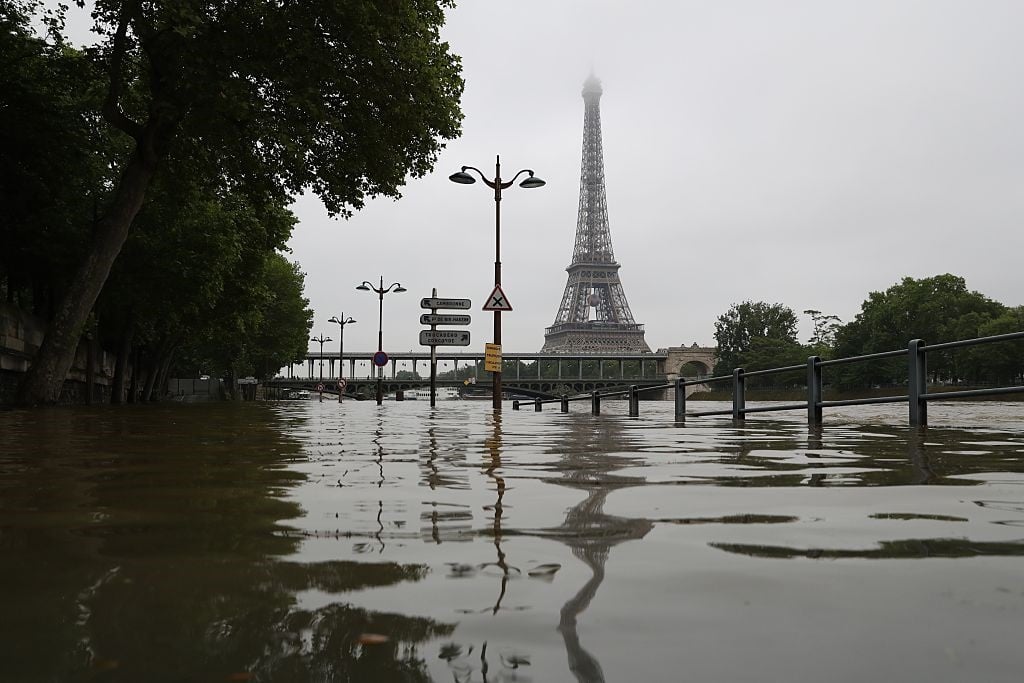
[0,2,119,315]
[833,274,1005,386]
[803,309,842,358]
[17,0,464,405]
[713,301,799,374]
[963,306,1024,385]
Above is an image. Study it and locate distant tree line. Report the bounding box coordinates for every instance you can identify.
[1,0,463,404]
[714,274,1024,388]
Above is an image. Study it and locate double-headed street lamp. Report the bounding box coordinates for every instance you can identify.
[328,314,356,403]
[356,276,406,405]
[310,333,332,383]
[450,155,545,411]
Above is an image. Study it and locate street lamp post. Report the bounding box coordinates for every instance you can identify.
[357,276,407,405]
[450,155,545,411]
[310,334,332,382]
[311,333,332,401]
[328,314,356,403]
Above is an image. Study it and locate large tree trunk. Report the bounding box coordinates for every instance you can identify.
[141,355,160,402]
[110,319,134,405]
[152,345,177,402]
[16,151,157,406]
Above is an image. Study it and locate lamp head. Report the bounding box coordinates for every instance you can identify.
[328,316,339,324]
[520,173,546,189]
[394,284,407,293]
[356,283,371,291]
[449,170,476,185]
[348,318,357,324]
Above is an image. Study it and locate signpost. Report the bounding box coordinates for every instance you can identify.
[420,330,471,346]
[420,313,471,326]
[422,289,472,407]
[372,350,389,367]
[421,297,471,310]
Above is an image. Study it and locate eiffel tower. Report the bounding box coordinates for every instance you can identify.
[542,75,650,353]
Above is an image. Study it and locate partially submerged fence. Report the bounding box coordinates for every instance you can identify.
[511,332,1024,426]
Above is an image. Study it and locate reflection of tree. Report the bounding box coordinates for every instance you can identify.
[712,538,1024,560]
[0,404,453,682]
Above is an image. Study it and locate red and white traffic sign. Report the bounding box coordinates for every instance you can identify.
[316,383,325,392]
[482,284,512,312]
[337,379,348,390]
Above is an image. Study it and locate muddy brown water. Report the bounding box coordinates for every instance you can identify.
[1,400,1023,682]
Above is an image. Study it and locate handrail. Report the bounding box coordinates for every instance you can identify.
[511,331,1024,426]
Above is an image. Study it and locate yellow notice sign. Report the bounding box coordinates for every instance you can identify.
[484,343,502,372]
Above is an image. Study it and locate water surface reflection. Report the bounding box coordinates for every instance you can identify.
[2,400,1024,682]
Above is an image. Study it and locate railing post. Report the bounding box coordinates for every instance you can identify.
[674,377,686,422]
[561,394,569,413]
[591,390,600,415]
[908,339,928,426]
[732,368,745,421]
[807,356,822,425]
[628,385,639,417]
[534,397,542,412]
[513,400,519,411]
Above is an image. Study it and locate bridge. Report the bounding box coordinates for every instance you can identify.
[266,345,717,400]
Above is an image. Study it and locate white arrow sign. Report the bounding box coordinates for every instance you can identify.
[421,313,472,326]
[420,330,471,347]
[421,297,471,310]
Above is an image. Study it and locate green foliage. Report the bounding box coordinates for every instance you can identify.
[962,307,1024,385]
[171,252,313,382]
[803,309,842,358]
[713,301,799,374]
[833,274,1005,386]
[89,0,465,216]
[9,1,464,403]
[0,7,118,312]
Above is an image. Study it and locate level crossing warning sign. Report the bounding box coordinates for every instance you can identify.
[482,285,512,311]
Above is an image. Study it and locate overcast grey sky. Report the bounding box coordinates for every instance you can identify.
[63,1,1024,355]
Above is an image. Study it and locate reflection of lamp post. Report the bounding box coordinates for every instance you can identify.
[328,314,356,402]
[450,155,545,411]
[310,333,332,382]
[356,276,406,405]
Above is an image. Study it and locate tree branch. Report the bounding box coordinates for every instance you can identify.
[101,0,144,140]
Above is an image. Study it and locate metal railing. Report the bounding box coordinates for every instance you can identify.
[511,331,1024,426]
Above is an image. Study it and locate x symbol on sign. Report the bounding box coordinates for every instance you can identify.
[489,294,507,307]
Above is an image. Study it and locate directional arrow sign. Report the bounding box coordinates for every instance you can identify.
[420,330,471,347]
[420,313,471,326]
[421,297,471,310]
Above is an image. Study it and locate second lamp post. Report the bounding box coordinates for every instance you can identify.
[450,155,545,410]
[328,314,356,402]
[357,276,406,405]
[311,333,332,383]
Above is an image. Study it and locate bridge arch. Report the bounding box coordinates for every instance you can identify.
[660,344,717,378]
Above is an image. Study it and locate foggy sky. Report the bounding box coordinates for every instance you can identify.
[60,1,1024,355]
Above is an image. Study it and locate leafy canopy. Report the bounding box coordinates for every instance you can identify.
[87,0,465,216]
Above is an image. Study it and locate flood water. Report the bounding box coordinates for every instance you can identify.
[2,399,1023,682]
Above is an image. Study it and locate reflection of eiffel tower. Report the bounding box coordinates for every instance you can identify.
[542,75,650,354]
[549,414,653,683]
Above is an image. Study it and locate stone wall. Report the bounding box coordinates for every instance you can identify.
[0,303,123,406]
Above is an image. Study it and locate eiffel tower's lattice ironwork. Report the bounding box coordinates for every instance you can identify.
[542,75,650,354]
